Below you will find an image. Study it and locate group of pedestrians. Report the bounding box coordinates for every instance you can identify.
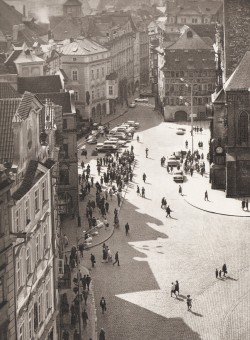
[170,280,180,298]
[215,264,227,278]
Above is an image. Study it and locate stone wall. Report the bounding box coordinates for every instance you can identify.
[224,0,250,80]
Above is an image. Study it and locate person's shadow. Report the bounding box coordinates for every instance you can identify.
[190,310,203,317]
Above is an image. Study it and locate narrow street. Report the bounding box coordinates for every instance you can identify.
[82,104,250,340]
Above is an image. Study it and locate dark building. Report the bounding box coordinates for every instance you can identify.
[210,0,250,196]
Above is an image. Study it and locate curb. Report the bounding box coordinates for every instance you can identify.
[184,198,250,217]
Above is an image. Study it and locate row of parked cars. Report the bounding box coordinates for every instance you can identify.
[95,120,140,153]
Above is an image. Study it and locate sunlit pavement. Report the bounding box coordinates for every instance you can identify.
[84,104,250,340]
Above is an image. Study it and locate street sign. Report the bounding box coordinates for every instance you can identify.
[190,114,197,118]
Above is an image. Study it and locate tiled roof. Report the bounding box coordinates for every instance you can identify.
[168,28,213,50]
[4,49,21,73]
[14,91,36,122]
[0,82,21,99]
[61,37,108,55]
[225,51,250,92]
[63,0,82,6]
[12,160,38,200]
[0,98,21,164]
[14,49,44,64]
[164,49,215,70]
[187,24,216,41]
[37,92,72,113]
[17,75,62,94]
[43,159,55,169]
[50,16,82,41]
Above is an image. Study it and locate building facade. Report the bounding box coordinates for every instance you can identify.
[9,92,58,340]
[162,27,216,121]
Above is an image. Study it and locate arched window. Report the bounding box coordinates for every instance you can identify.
[239,111,248,144]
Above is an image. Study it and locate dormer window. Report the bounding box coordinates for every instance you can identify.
[187,31,193,38]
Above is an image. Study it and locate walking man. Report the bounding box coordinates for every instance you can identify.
[187,295,192,311]
[179,185,182,195]
[90,253,96,268]
[82,289,89,305]
[145,148,149,158]
[204,190,208,201]
[175,280,179,296]
[141,187,145,198]
[137,185,140,196]
[171,282,176,297]
[113,251,120,266]
[166,205,172,218]
[100,297,107,314]
[143,173,147,183]
[215,268,218,278]
[125,222,130,236]
[86,274,91,291]
[222,263,227,277]
[81,309,88,329]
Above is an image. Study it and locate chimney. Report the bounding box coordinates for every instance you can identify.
[13,25,19,42]
[23,5,26,17]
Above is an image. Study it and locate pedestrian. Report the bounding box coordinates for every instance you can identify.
[204,190,208,201]
[145,148,149,158]
[143,173,147,183]
[86,274,91,290]
[81,275,87,290]
[161,197,166,209]
[82,289,89,305]
[166,205,172,218]
[90,253,96,268]
[109,188,113,200]
[215,268,218,278]
[105,201,109,213]
[100,297,107,314]
[113,251,120,266]
[219,270,222,278]
[125,222,130,236]
[137,185,140,196]
[79,243,84,257]
[246,199,249,211]
[104,218,109,230]
[63,234,69,247]
[91,176,94,187]
[99,328,106,340]
[81,160,85,169]
[171,282,176,297]
[73,329,80,340]
[179,185,182,195]
[105,188,108,200]
[137,135,140,142]
[117,193,121,207]
[175,280,179,296]
[222,263,227,277]
[187,295,192,311]
[242,199,246,210]
[85,150,88,159]
[141,187,145,198]
[81,309,88,329]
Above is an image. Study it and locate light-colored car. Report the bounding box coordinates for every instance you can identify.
[177,127,186,132]
[86,136,97,144]
[176,129,185,135]
[173,170,184,182]
[134,97,149,103]
[108,132,128,140]
[126,120,140,129]
[96,144,118,153]
[108,137,127,146]
[129,101,136,108]
[167,156,180,167]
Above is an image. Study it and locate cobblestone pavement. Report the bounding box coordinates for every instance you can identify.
[84,103,250,340]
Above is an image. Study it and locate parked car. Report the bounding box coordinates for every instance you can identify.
[129,101,136,108]
[134,97,149,103]
[176,129,185,135]
[173,170,184,182]
[167,155,180,167]
[173,151,187,160]
[126,120,140,129]
[86,136,97,144]
[80,145,87,156]
[96,144,118,153]
[110,133,130,141]
[139,92,154,98]
[108,137,127,147]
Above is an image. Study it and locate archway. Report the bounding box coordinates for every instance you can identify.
[175,110,188,121]
[102,103,106,115]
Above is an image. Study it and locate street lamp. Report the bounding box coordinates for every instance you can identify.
[180,78,194,154]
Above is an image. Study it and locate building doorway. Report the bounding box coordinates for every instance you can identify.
[175,110,188,121]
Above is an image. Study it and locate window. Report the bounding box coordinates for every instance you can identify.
[73,57,77,61]
[63,118,67,129]
[239,111,248,144]
[91,69,94,80]
[0,277,4,304]
[19,323,24,340]
[192,18,198,23]
[74,91,79,101]
[34,303,38,331]
[63,144,69,158]
[43,225,47,250]
[97,68,99,79]
[42,181,47,203]
[36,234,41,262]
[108,86,113,95]
[102,67,104,77]
[17,257,21,289]
[72,70,78,81]
[28,309,33,339]
[38,293,42,324]
[34,189,39,212]
[45,280,51,313]
[91,90,94,100]
[187,31,193,38]
[26,247,31,275]
[59,169,69,185]
[15,208,20,231]
[25,199,30,225]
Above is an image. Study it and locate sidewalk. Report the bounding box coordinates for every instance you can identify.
[183,171,250,217]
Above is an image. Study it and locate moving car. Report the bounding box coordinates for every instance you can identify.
[167,155,180,167]
[173,170,184,182]
[129,101,136,108]
[134,97,149,103]
[176,129,185,135]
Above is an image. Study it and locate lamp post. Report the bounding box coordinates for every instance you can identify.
[180,78,194,154]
